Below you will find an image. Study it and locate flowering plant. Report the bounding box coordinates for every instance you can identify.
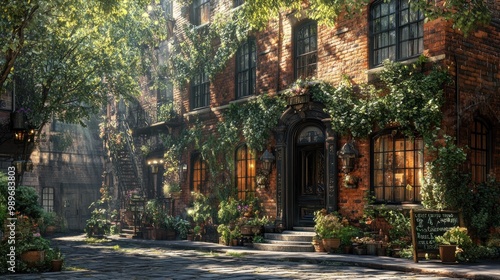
[313,209,344,239]
[351,236,377,245]
[284,78,319,96]
[18,235,51,252]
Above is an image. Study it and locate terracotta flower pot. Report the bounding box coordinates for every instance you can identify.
[439,245,457,264]
[322,238,341,253]
[21,250,45,267]
[51,259,63,272]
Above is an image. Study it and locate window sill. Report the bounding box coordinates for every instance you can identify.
[365,203,424,211]
[366,54,446,81]
[184,107,211,118]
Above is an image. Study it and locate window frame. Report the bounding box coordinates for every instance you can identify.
[235,144,256,201]
[191,153,208,194]
[294,20,318,79]
[470,119,491,183]
[235,38,257,99]
[369,0,424,68]
[191,71,210,110]
[192,0,210,26]
[42,187,55,212]
[370,129,424,204]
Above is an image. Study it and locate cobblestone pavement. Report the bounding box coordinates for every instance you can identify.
[5,235,469,280]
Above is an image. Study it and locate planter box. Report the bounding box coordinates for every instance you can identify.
[287,94,310,106]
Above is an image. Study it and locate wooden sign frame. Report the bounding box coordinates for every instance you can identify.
[410,209,463,263]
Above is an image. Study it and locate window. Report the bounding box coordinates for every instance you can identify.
[192,0,210,26]
[236,38,256,99]
[236,144,256,200]
[161,0,173,18]
[191,153,208,194]
[42,187,54,212]
[233,0,245,7]
[371,130,423,203]
[370,0,424,67]
[191,72,210,109]
[295,21,317,78]
[470,120,490,183]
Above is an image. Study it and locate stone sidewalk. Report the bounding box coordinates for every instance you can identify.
[99,235,500,280]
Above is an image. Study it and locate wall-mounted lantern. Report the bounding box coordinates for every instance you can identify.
[257,149,275,189]
[338,141,359,188]
[337,141,359,174]
[260,149,275,176]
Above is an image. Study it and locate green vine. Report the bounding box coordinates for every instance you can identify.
[220,94,286,152]
[313,57,450,139]
[170,8,251,85]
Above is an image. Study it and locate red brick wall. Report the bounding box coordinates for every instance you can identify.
[169,1,500,221]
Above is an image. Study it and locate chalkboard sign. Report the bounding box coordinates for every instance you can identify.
[410,209,463,263]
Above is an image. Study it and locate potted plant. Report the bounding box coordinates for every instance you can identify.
[175,217,191,240]
[18,234,51,267]
[314,209,344,253]
[161,215,177,240]
[435,227,473,263]
[39,211,59,236]
[217,224,231,245]
[338,225,361,254]
[312,235,325,252]
[230,226,242,246]
[163,181,181,199]
[218,199,240,226]
[46,247,64,271]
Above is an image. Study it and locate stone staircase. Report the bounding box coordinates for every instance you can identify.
[253,227,315,252]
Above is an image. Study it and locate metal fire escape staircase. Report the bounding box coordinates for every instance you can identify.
[108,114,146,237]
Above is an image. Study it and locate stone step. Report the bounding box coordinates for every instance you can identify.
[265,233,314,242]
[253,242,314,252]
[265,239,312,246]
[292,227,315,232]
[254,228,317,252]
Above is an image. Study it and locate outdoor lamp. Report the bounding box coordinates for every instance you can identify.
[337,141,359,174]
[147,159,163,174]
[260,149,275,176]
[14,130,25,142]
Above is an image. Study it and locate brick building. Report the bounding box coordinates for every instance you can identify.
[116,0,499,232]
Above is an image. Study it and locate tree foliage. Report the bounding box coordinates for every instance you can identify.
[2,0,168,139]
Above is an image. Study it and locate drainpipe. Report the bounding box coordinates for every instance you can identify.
[277,12,282,92]
[454,53,460,145]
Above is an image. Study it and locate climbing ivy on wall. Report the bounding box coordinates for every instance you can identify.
[169,8,251,85]
[313,57,450,139]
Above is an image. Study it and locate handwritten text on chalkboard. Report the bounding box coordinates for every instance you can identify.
[412,212,460,250]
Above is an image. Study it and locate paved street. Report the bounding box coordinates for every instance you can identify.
[4,234,475,280]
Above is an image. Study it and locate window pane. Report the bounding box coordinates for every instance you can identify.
[372,131,423,203]
[370,0,423,66]
[295,21,317,78]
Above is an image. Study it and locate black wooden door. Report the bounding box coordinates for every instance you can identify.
[294,144,326,226]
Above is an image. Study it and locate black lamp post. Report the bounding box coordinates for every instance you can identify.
[147,159,164,198]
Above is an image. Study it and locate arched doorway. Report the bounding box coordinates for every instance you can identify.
[275,104,339,230]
